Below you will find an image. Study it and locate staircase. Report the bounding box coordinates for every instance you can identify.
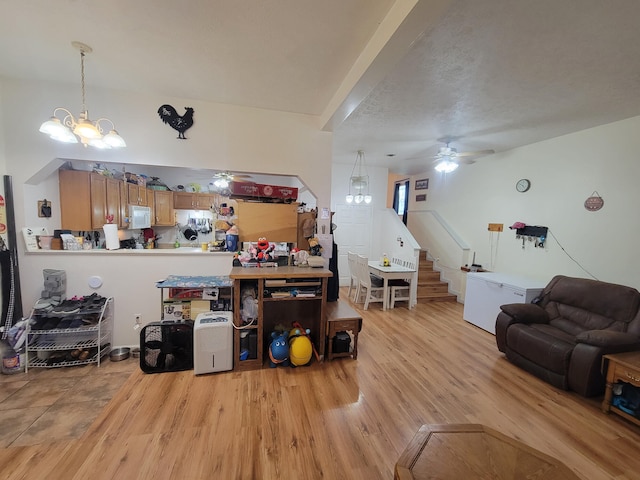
[416,251,457,303]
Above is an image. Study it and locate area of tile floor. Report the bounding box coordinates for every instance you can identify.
[0,355,137,447]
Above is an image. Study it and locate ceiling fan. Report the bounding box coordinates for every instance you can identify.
[211,171,252,188]
[433,143,495,173]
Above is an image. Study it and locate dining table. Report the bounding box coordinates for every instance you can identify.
[368,260,417,310]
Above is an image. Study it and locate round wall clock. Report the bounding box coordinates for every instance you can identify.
[516,178,531,193]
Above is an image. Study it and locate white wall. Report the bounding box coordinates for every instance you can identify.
[407,115,640,292]
[0,77,333,345]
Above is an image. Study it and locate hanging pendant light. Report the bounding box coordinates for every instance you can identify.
[39,42,126,149]
[345,150,372,204]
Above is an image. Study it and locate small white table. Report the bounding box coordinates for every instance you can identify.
[368,261,417,310]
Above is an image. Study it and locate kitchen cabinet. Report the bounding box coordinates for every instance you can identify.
[90,174,121,229]
[153,190,174,226]
[229,266,332,371]
[60,170,121,231]
[127,183,148,206]
[173,191,215,210]
[60,170,92,231]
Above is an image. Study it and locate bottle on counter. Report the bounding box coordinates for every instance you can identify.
[174,239,180,248]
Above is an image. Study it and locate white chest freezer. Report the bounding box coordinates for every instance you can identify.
[463,272,546,335]
[193,311,233,374]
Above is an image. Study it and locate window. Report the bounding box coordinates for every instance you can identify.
[393,180,409,224]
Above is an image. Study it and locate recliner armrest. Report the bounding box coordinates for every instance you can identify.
[499,303,549,324]
[576,330,640,349]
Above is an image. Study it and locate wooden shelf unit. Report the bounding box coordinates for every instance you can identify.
[230,266,332,371]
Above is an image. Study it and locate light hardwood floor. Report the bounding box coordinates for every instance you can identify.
[1,288,639,479]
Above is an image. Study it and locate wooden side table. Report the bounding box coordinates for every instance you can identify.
[326,301,362,360]
[602,351,640,427]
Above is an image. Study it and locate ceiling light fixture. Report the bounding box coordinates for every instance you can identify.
[434,158,459,173]
[39,42,126,149]
[213,178,229,189]
[345,150,372,204]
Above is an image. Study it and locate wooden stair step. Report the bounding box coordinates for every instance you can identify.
[416,292,458,302]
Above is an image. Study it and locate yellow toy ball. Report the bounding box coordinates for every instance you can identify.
[289,335,312,366]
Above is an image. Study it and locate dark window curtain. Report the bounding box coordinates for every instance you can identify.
[392,183,401,212]
[402,180,409,224]
[392,180,409,225]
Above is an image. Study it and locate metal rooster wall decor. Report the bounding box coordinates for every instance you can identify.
[157,105,194,139]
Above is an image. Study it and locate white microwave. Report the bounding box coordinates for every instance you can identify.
[128,205,151,229]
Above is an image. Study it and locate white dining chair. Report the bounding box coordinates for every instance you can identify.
[347,251,360,301]
[389,257,416,308]
[356,254,385,310]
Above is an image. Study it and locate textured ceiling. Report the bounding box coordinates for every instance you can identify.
[2,0,640,176]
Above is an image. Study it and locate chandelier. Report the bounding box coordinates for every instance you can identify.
[39,42,126,149]
[345,150,372,204]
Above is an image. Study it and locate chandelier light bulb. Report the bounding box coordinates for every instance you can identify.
[345,194,354,203]
[364,194,372,204]
[355,194,364,204]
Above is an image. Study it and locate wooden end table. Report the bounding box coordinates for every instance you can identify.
[395,424,579,480]
[602,351,640,427]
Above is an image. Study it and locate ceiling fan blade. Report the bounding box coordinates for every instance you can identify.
[455,149,495,157]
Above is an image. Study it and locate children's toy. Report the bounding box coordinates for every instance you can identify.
[268,331,290,367]
[288,326,313,366]
[308,237,323,256]
[256,237,275,261]
[291,248,309,266]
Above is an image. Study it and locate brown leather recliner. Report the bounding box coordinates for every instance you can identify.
[496,275,640,397]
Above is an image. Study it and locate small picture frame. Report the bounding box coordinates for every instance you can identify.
[415,178,429,190]
[416,194,427,202]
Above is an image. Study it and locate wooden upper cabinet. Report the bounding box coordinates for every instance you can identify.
[173,191,214,210]
[197,193,215,210]
[90,174,122,230]
[126,183,147,206]
[60,170,92,231]
[173,191,195,209]
[153,190,174,226]
[60,171,122,231]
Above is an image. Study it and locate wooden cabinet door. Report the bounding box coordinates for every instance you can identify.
[154,191,175,226]
[173,191,195,209]
[147,188,155,226]
[106,178,121,227]
[90,174,122,230]
[196,193,215,210]
[60,170,92,231]
[90,173,107,229]
[118,181,128,229]
[127,183,143,205]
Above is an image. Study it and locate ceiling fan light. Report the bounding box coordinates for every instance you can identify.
[214,178,229,188]
[435,160,459,173]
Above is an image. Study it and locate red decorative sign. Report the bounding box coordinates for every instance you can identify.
[230,182,298,201]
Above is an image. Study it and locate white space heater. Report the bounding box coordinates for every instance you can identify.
[193,311,233,375]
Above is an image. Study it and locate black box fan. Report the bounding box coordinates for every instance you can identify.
[140,321,194,373]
